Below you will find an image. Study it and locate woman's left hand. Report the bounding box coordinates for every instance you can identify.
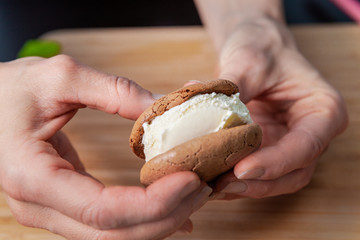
[211,17,348,199]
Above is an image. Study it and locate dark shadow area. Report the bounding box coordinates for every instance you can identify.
[0,0,201,61]
[284,0,352,24]
[0,0,354,61]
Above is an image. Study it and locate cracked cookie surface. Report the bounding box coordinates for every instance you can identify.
[128,79,262,185]
[140,123,262,185]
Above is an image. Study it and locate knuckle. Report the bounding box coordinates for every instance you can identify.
[315,92,338,119]
[103,76,133,114]
[315,89,349,133]
[304,132,325,165]
[250,182,274,199]
[115,76,132,89]
[79,202,108,230]
[147,200,171,221]
[114,76,131,100]
[326,91,349,132]
[48,54,79,81]
[50,54,77,67]
[7,198,35,228]
[0,166,27,202]
[114,76,139,99]
[79,189,124,230]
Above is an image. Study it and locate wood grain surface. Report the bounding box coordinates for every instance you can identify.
[0,25,359,239]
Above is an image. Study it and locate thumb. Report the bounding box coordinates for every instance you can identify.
[218,63,255,104]
[217,48,269,103]
[51,55,155,120]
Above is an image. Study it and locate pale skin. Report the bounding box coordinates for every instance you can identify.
[0,56,212,239]
[0,1,349,239]
[194,0,348,199]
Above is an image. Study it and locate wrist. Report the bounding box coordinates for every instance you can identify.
[195,0,285,50]
[218,14,288,51]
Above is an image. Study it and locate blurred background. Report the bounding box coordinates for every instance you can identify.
[0,0,353,62]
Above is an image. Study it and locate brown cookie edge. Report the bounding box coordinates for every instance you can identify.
[140,123,262,186]
[129,79,239,159]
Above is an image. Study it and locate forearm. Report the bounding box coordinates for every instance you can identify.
[194,0,284,50]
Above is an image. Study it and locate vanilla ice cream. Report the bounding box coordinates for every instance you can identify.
[142,92,252,161]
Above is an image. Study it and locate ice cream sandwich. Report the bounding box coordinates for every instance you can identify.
[129,79,262,185]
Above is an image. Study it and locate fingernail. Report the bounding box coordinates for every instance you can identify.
[236,167,265,180]
[180,179,201,198]
[221,181,247,194]
[152,93,164,100]
[184,80,202,87]
[177,220,193,234]
[210,192,226,201]
[192,186,213,212]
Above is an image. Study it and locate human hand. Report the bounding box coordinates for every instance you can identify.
[211,17,348,199]
[0,55,212,239]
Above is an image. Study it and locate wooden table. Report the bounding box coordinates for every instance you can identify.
[1,25,359,239]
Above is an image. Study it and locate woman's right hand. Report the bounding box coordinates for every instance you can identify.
[0,55,212,239]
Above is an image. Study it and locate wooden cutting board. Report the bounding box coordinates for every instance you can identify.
[0,25,359,239]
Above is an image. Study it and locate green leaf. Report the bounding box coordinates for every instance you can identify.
[17,39,61,58]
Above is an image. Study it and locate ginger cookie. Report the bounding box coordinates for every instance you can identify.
[129,79,262,185]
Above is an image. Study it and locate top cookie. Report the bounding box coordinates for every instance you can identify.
[129,79,239,159]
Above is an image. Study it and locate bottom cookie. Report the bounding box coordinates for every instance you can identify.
[140,123,262,186]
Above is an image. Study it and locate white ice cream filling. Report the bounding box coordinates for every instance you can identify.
[142,92,252,161]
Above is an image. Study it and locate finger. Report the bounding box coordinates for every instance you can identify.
[233,129,321,181]
[47,131,84,171]
[183,80,202,87]
[218,48,271,103]
[178,219,194,233]
[6,186,207,240]
[214,162,316,199]
[39,55,155,120]
[7,146,209,230]
[234,92,347,181]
